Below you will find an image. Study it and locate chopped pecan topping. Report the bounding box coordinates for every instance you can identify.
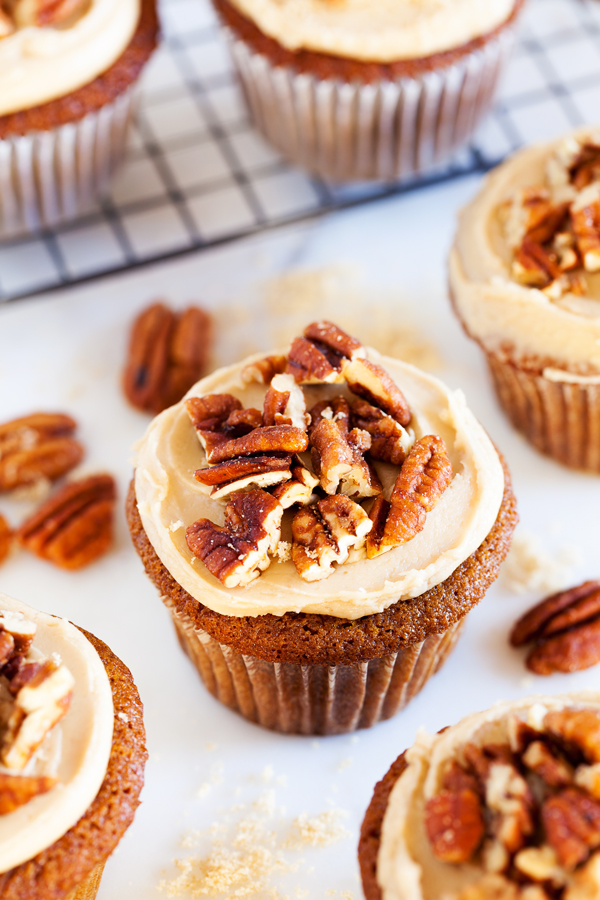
[186,489,283,588]
[303,321,365,361]
[510,581,600,675]
[186,394,265,462]
[366,434,452,558]
[309,397,381,499]
[0,412,83,493]
[0,610,36,656]
[241,355,287,386]
[544,710,600,765]
[208,425,308,465]
[18,473,116,570]
[350,398,414,465]
[285,321,364,385]
[291,494,371,582]
[571,192,600,273]
[513,237,563,288]
[1,657,74,771]
[522,741,573,788]
[194,455,292,500]
[542,788,600,870]
[0,514,13,566]
[123,302,212,414]
[424,784,485,863]
[263,374,308,429]
[342,357,411,425]
[570,142,600,191]
[271,462,319,509]
[0,772,57,815]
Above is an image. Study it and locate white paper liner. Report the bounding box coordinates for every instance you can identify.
[166,598,465,735]
[487,352,600,472]
[0,87,135,236]
[223,24,516,181]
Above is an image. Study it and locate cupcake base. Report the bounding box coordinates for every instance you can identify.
[486,352,600,472]
[168,597,464,735]
[214,0,522,182]
[65,862,106,900]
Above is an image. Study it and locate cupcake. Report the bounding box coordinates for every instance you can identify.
[449,129,600,472]
[0,591,147,899]
[128,321,517,736]
[212,0,524,182]
[0,0,158,235]
[359,691,600,900]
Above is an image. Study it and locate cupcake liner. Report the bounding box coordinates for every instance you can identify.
[0,87,135,237]
[165,594,465,735]
[223,24,515,182]
[487,352,600,472]
[65,862,107,900]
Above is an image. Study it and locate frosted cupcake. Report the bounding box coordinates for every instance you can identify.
[359,691,600,900]
[212,0,524,181]
[128,321,517,735]
[0,591,147,899]
[0,0,158,235]
[450,129,600,472]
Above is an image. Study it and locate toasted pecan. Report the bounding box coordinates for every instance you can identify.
[0,772,57,815]
[342,357,411,425]
[0,514,13,566]
[0,412,83,493]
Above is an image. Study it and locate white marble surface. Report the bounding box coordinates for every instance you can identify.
[0,173,599,899]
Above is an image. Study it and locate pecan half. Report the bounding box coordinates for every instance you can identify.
[303,321,364,361]
[17,474,116,570]
[309,397,381,499]
[350,398,414,465]
[366,434,452,558]
[0,773,57,815]
[510,581,600,675]
[241,355,287,386]
[513,237,563,288]
[0,610,36,655]
[0,515,13,566]
[542,788,600,870]
[123,302,212,414]
[186,394,264,462]
[291,494,372,582]
[425,785,485,864]
[342,357,411,425]
[186,489,283,588]
[207,425,308,465]
[285,322,364,385]
[0,412,83,493]
[194,455,292,499]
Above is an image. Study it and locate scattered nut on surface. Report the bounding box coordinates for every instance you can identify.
[0,412,83,493]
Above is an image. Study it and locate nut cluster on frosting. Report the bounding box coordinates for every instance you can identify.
[502,135,600,301]
[0,0,88,35]
[184,321,453,589]
[424,706,600,900]
[0,609,74,815]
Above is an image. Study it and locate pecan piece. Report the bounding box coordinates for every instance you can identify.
[425,786,485,863]
[0,773,57,815]
[263,374,308,429]
[241,355,287,386]
[272,461,319,509]
[17,474,116,570]
[186,394,264,462]
[0,8,14,35]
[208,425,308,465]
[0,412,83,493]
[309,398,381,499]
[522,740,573,788]
[291,495,372,582]
[544,709,600,765]
[542,787,600,870]
[285,337,345,384]
[123,302,212,414]
[366,435,452,558]
[194,455,292,499]
[571,191,600,273]
[513,237,562,288]
[350,398,414,465]
[342,357,411,425]
[0,514,13,566]
[510,581,600,675]
[186,490,283,588]
[570,142,600,191]
[303,321,364,361]
[0,610,36,656]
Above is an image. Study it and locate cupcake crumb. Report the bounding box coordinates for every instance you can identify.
[502,531,582,594]
[274,541,292,562]
[337,758,353,772]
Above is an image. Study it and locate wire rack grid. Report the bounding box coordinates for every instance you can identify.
[1,0,600,302]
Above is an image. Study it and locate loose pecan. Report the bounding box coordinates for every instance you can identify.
[241,355,287,385]
[263,374,308,429]
[542,788,600,870]
[571,194,600,273]
[309,397,381,499]
[18,474,116,570]
[123,302,212,414]
[0,514,13,566]
[350,398,414,465]
[510,581,600,675]
[366,434,452,558]
[0,773,57,815]
[342,357,411,425]
[424,786,485,863]
[291,494,372,582]
[186,489,283,588]
[194,455,292,499]
[0,412,83,493]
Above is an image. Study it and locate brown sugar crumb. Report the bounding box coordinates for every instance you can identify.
[284,809,350,850]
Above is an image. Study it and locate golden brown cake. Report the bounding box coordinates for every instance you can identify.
[127,322,517,735]
[0,592,147,899]
[450,129,600,472]
[212,0,524,181]
[359,692,600,900]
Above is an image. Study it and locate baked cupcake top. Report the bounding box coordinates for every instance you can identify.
[224,0,515,62]
[450,131,600,380]
[0,0,140,116]
[0,591,114,873]
[377,691,600,900]
[134,322,504,620]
